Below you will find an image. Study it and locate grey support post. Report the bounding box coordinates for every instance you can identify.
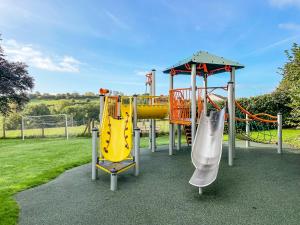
[99,94,105,159]
[203,73,208,116]
[133,95,138,129]
[151,69,156,152]
[177,124,181,151]
[21,116,25,140]
[99,94,105,123]
[191,64,197,145]
[134,128,141,176]
[117,95,121,118]
[246,114,250,148]
[65,114,69,140]
[228,81,235,166]
[230,67,236,158]
[110,174,117,191]
[169,73,174,155]
[92,127,98,180]
[277,112,283,154]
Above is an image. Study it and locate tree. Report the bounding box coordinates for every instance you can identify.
[277,43,300,127]
[0,37,34,116]
[23,104,51,116]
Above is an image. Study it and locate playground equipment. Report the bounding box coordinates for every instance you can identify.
[91,50,283,193]
[92,83,169,191]
[189,108,225,194]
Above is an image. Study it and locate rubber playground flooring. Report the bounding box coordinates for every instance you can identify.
[16,142,300,225]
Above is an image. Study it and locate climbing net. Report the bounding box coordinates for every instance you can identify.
[207,95,278,144]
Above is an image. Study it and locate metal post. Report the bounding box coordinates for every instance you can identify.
[99,94,105,123]
[169,73,174,155]
[92,127,98,180]
[99,94,105,159]
[191,63,197,145]
[2,117,5,138]
[21,117,25,140]
[110,174,117,191]
[177,124,181,150]
[41,123,45,138]
[151,69,156,152]
[199,187,203,195]
[149,77,152,150]
[277,113,282,154]
[133,95,138,129]
[246,114,250,148]
[65,114,69,140]
[228,82,235,166]
[149,120,152,150]
[117,95,121,119]
[230,67,236,158]
[203,74,208,116]
[134,128,141,176]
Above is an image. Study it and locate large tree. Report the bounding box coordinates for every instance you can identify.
[0,38,34,116]
[277,43,300,127]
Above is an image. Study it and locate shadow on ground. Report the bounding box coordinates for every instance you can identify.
[16,142,300,225]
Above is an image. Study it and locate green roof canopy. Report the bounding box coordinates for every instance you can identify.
[163,51,244,75]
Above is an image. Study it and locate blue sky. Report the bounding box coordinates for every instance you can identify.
[1,0,300,97]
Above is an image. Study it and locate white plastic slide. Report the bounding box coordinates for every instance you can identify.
[189,108,225,188]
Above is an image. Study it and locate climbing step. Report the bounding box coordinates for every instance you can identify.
[184,125,192,145]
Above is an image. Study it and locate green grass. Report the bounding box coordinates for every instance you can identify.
[2,125,86,139]
[0,138,92,225]
[238,128,300,149]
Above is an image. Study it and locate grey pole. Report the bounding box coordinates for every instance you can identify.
[21,117,25,140]
[134,128,141,176]
[228,82,234,166]
[246,114,250,148]
[191,64,197,145]
[110,174,118,191]
[65,114,69,140]
[277,113,283,154]
[149,77,152,150]
[177,124,181,150]
[117,95,121,119]
[99,94,105,159]
[169,73,174,155]
[92,127,98,180]
[151,69,156,152]
[203,73,208,116]
[99,94,105,123]
[133,95,138,129]
[230,67,236,158]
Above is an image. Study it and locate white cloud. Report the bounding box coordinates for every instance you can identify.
[135,70,149,76]
[245,35,300,56]
[278,23,300,31]
[2,39,81,73]
[269,0,300,8]
[104,10,130,30]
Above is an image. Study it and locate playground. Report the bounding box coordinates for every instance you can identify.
[1,50,300,225]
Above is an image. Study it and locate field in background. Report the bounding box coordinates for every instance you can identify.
[0,120,170,139]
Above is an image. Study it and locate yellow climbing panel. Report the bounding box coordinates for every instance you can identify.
[100,97,133,162]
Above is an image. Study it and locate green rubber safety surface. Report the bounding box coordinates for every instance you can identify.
[16,142,300,225]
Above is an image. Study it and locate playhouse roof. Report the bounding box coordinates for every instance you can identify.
[163,51,244,75]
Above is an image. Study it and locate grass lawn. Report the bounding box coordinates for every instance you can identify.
[0,128,299,225]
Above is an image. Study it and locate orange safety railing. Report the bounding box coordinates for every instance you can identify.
[206,95,278,123]
[169,88,203,125]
